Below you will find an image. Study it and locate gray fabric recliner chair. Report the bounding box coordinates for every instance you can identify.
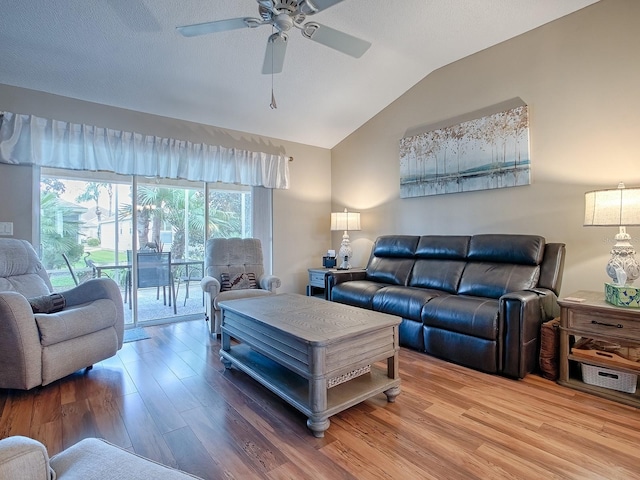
[0,239,124,390]
[0,436,202,479]
[201,238,280,335]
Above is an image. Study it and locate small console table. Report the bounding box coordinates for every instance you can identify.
[307,268,338,298]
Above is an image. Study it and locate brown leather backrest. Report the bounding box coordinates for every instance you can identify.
[538,243,566,296]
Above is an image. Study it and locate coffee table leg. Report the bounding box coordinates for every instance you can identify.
[307,417,330,438]
[308,376,330,437]
[384,386,401,403]
[220,356,232,369]
[220,331,232,369]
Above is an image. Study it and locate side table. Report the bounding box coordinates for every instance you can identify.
[307,268,338,299]
[558,290,640,407]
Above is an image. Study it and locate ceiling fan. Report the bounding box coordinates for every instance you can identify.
[176,0,371,75]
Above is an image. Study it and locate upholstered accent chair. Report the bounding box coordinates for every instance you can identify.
[201,238,280,335]
[0,239,124,390]
[0,436,202,479]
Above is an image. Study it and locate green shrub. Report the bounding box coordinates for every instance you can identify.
[86,237,101,247]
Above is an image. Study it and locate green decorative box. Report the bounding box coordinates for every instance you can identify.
[605,283,640,308]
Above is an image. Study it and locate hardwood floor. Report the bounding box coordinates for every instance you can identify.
[2,319,640,479]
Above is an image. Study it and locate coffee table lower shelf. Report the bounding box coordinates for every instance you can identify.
[220,344,400,436]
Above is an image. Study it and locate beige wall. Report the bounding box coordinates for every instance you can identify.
[0,85,331,294]
[331,0,640,296]
[2,0,639,297]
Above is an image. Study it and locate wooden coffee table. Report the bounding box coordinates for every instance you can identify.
[219,293,401,437]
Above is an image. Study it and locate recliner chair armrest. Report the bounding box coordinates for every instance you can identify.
[62,277,123,307]
[0,436,53,480]
[0,292,44,390]
[500,289,558,378]
[259,274,280,292]
[200,275,221,296]
[60,277,125,349]
[326,270,367,300]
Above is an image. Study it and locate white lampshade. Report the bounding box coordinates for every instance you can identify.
[584,182,640,288]
[330,209,361,232]
[330,208,360,269]
[584,183,640,226]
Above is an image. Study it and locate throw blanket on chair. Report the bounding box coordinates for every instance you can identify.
[28,293,66,314]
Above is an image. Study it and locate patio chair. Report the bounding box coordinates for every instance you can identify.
[61,253,80,286]
[0,239,124,390]
[201,238,280,335]
[137,251,176,314]
[175,262,204,306]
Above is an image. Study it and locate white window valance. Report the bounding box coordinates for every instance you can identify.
[0,112,290,189]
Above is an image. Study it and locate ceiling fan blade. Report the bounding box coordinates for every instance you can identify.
[177,18,252,37]
[262,34,288,74]
[302,23,371,58]
[298,0,346,15]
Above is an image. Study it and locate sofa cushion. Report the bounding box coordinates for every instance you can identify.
[372,286,442,321]
[457,263,540,299]
[423,327,499,373]
[366,257,415,286]
[331,280,388,309]
[415,235,470,259]
[408,259,466,293]
[35,299,117,346]
[467,234,545,265]
[421,295,501,341]
[399,318,425,351]
[371,235,419,258]
[50,437,203,479]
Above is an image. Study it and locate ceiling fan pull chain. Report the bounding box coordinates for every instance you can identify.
[270,27,277,109]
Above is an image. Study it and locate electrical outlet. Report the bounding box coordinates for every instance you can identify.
[0,222,14,236]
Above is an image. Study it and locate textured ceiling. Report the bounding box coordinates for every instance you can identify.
[0,0,598,149]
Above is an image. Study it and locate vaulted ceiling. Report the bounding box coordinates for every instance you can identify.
[0,0,598,148]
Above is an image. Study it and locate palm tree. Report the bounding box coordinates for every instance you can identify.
[118,186,244,258]
[40,191,84,269]
[76,182,110,223]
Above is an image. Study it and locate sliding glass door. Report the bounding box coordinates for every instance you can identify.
[40,169,134,323]
[40,168,255,328]
[133,178,206,324]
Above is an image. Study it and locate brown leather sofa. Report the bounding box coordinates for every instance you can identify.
[326,234,565,378]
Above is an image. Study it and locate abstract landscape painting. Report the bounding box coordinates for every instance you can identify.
[399,105,530,198]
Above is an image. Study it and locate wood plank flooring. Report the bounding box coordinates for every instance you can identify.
[2,319,640,479]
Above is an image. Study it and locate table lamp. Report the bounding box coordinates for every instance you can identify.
[584,182,640,286]
[330,208,361,269]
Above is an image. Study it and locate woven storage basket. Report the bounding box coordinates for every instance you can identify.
[539,317,560,380]
[581,363,637,394]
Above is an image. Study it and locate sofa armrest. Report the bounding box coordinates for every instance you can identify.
[61,277,125,349]
[200,275,221,297]
[500,288,558,378]
[200,276,220,329]
[0,292,43,389]
[0,436,53,480]
[258,274,281,293]
[326,270,368,300]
